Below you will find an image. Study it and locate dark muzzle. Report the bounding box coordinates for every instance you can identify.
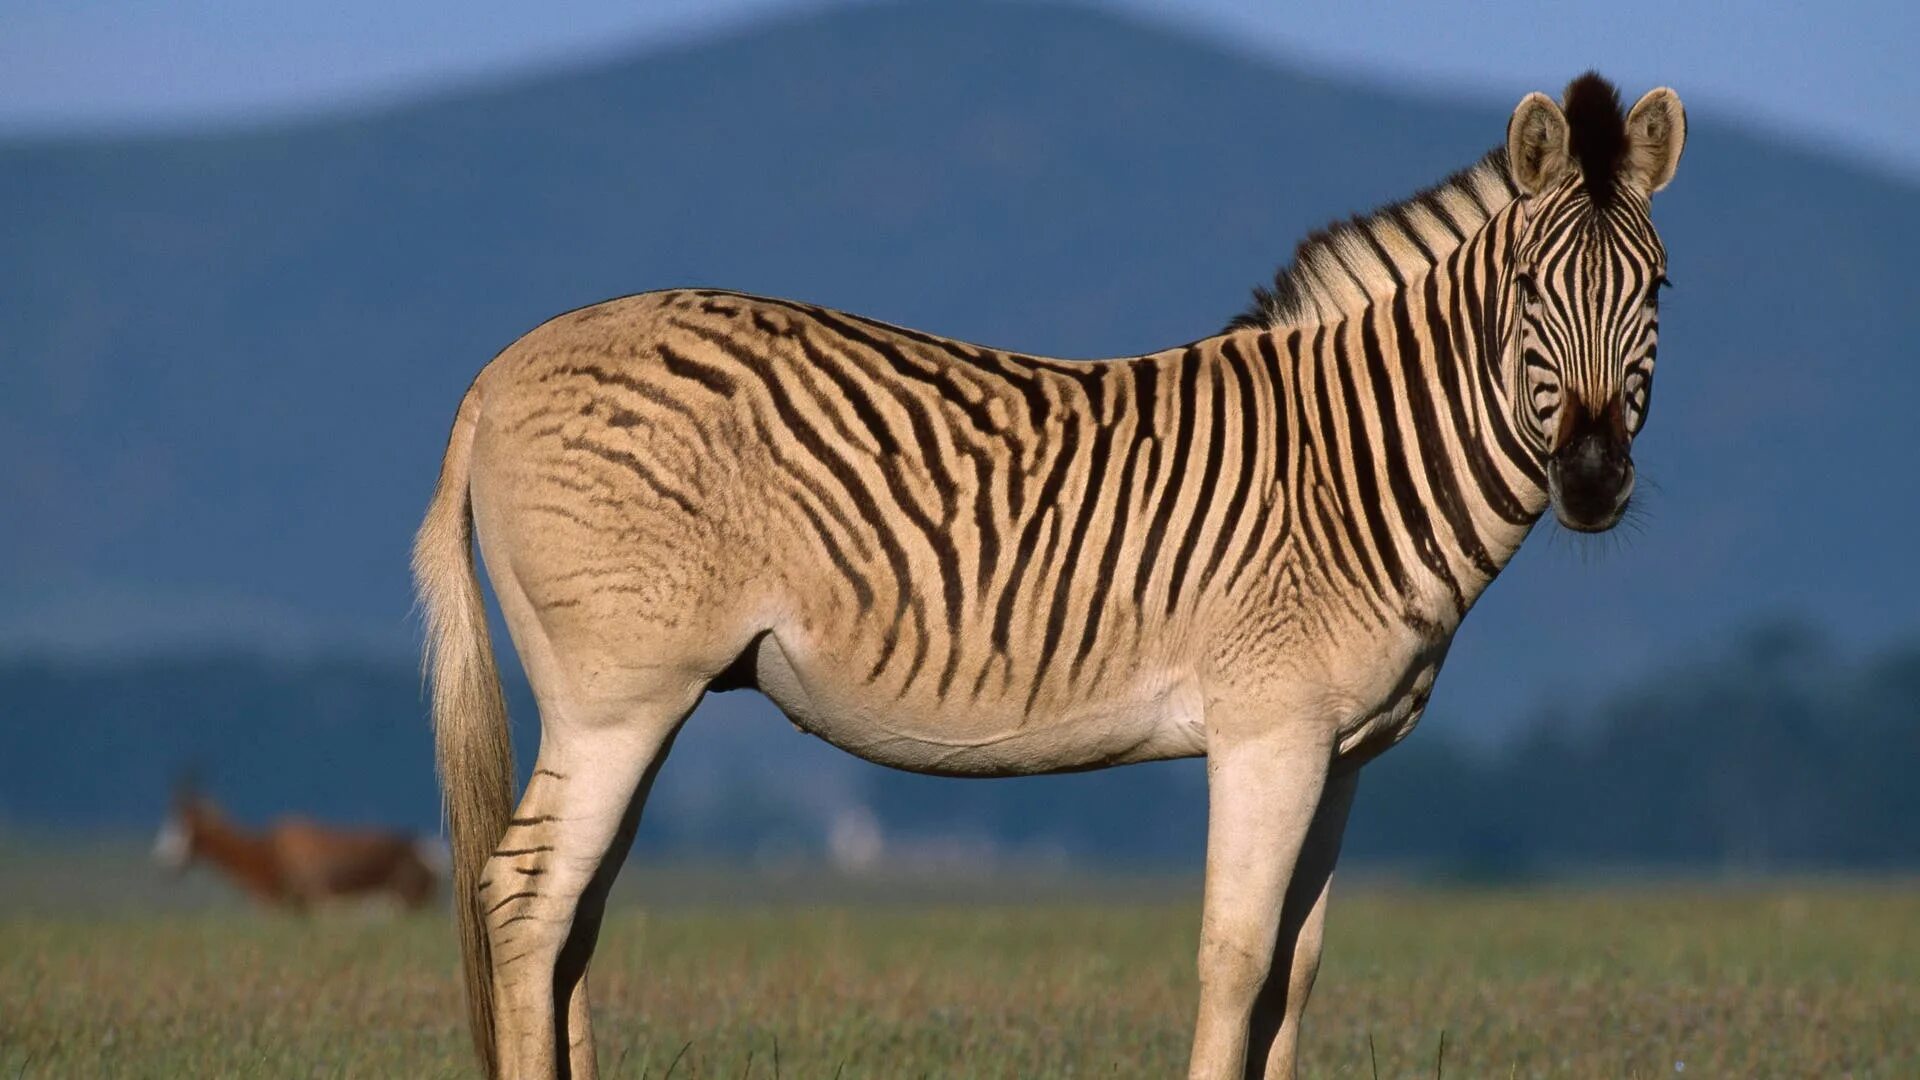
[1548,397,1634,532]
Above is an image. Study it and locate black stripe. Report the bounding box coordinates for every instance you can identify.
[1133,348,1201,610]
[781,304,1004,433]
[790,316,972,510]
[741,409,871,560]
[789,328,967,692]
[994,405,1082,684]
[1432,265,1530,525]
[1198,338,1261,590]
[657,343,737,396]
[788,308,1007,600]
[1164,349,1229,613]
[1307,483,1367,597]
[1071,360,1157,680]
[1332,320,1410,596]
[1458,176,1492,216]
[1224,332,1291,591]
[751,309,792,337]
[555,363,715,449]
[1387,204,1440,264]
[768,333,891,459]
[1135,378,1166,518]
[1392,287,1499,580]
[1354,222,1408,289]
[524,501,600,531]
[1470,230,1549,487]
[486,891,539,915]
[1036,369,1116,697]
[561,435,699,516]
[1416,190,1466,242]
[790,490,876,614]
[1309,327,1390,599]
[672,319,926,684]
[1357,308,1460,609]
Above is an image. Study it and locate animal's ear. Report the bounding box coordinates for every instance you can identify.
[1508,92,1575,195]
[1623,87,1686,193]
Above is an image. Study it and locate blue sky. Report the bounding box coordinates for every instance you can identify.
[4,0,1916,176]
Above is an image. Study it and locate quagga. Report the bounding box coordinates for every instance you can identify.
[415,73,1685,1080]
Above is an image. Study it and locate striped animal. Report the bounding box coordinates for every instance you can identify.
[415,73,1684,1079]
[153,780,442,910]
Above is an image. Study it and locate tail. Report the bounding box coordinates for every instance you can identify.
[412,384,514,1079]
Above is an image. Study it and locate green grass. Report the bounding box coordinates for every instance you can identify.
[2,879,1916,1077]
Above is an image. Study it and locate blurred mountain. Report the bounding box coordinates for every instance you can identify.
[1,1,1915,740]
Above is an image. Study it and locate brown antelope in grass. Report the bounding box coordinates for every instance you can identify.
[153,781,442,910]
[417,73,1683,1078]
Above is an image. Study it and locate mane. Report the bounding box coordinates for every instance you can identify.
[1226,148,1522,332]
[1229,73,1638,334]
[1562,71,1629,209]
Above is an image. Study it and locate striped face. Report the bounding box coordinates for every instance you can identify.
[1514,180,1668,531]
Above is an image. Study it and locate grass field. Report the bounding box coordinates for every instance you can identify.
[2,866,1916,1078]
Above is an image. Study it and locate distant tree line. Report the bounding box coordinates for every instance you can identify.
[1346,622,1920,874]
[1,622,1913,874]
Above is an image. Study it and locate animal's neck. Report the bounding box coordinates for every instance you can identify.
[1427,209,1553,563]
[1240,201,1551,622]
[191,813,285,897]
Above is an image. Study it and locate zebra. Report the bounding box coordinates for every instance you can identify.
[414,73,1684,1080]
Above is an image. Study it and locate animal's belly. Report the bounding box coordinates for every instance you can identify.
[742,632,1209,776]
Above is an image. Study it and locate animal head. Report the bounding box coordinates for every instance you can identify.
[153,773,210,873]
[1505,73,1685,532]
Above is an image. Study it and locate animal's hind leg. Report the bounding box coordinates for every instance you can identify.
[482,684,696,1080]
[555,724,681,1080]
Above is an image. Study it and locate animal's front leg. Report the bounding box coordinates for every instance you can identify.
[1247,768,1359,1078]
[1187,722,1333,1080]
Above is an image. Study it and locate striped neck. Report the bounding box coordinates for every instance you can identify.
[1232,196,1552,624]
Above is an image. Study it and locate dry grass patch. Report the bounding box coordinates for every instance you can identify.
[1,883,1914,1077]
